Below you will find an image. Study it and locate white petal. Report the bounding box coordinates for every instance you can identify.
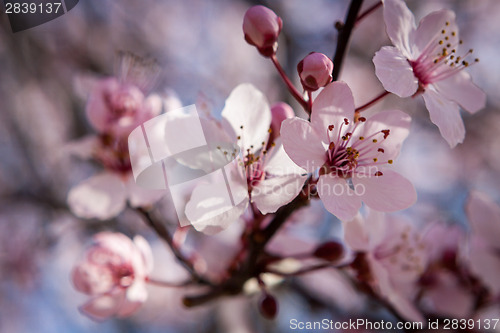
[264,142,306,176]
[466,191,500,247]
[252,174,307,214]
[373,46,418,98]
[343,213,371,251]
[435,71,486,114]
[311,82,355,142]
[126,176,165,208]
[67,173,126,220]
[422,88,465,148]
[281,118,326,173]
[382,0,416,58]
[221,84,272,154]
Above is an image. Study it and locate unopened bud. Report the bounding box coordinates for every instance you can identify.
[313,240,344,262]
[259,293,278,319]
[270,102,294,137]
[243,6,282,57]
[297,52,333,91]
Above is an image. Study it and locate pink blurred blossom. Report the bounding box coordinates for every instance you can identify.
[71,232,153,321]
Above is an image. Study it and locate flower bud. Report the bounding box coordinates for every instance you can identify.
[243,6,282,57]
[297,52,333,91]
[258,293,278,319]
[270,102,294,137]
[313,240,344,262]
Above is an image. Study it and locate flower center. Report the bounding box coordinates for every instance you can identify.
[323,117,393,178]
[410,21,479,87]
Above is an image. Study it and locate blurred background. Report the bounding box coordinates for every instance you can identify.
[1,0,499,332]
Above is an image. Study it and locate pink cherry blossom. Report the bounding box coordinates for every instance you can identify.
[86,77,162,138]
[344,210,426,322]
[71,232,153,321]
[270,102,295,138]
[281,81,416,221]
[243,5,283,57]
[373,0,486,147]
[184,84,307,234]
[464,191,500,296]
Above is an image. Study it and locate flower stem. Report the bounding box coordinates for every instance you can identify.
[355,90,390,112]
[135,207,212,286]
[146,277,193,288]
[356,1,382,25]
[332,0,364,81]
[270,54,309,113]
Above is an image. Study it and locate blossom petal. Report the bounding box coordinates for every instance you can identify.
[252,174,307,214]
[382,0,416,58]
[79,292,125,321]
[423,88,464,148]
[434,71,486,114]
[221,84,272,153]
[281,118,326,173]
[414,10,458,56]
[353,169,416,212]
[67,173,126,220]
[357,109,411,161]
[126,176,165,208]
[373,46,418,98]
[343,213,371,252]
[264,142,306,176]
[468,237,500,295]
[133,235,154,274]
[317,175,361,221]
[466,191,500,246]
[185,177,248,235]
[311,81,355,142]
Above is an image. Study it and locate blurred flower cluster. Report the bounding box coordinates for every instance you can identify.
[1,0,500,332]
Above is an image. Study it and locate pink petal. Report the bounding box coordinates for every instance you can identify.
[434,71,486,114]
[185,179,248,235]
[221,84,272,153]
[382,0,416,58]
[468,237,500,295]
[425,272,473,318]
[466,191,500,247]
[373,46,418,97]
[133,235,154,274]
[369,257,424,322]
[311,81,355,142]
[358,109,411,161]
[343,213,371,251]
[126,176,165,208]
[251,174,307,214]
[264,143,306,176]
[79,292,125,321]
[67,173,127,220]
[281,118,326,173]
[414,10,458,56]
[353,169,416,212]
[317,175,362,221]
[422,88,465,148]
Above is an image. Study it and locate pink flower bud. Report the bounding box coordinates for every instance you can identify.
[71,232,153,320]
[243,5,282,57]
[313,240,344,262]
[259,293,278,319]
[297,52,334,91]
[270,102,294,137]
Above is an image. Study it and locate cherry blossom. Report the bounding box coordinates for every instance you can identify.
[71,232,153,321]
[373,0,486,147]
[243,5,283,57]
[184,84,307,234]
[344,210,426,322]
[281,81,416,221]
[464,191,500,296]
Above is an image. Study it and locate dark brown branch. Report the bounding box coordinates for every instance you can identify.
[332,0,364,81]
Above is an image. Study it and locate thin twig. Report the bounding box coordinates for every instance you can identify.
[355,90,390,112]
[356,1,382,25]
[332,0,364,81]
[270,54,309,112]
